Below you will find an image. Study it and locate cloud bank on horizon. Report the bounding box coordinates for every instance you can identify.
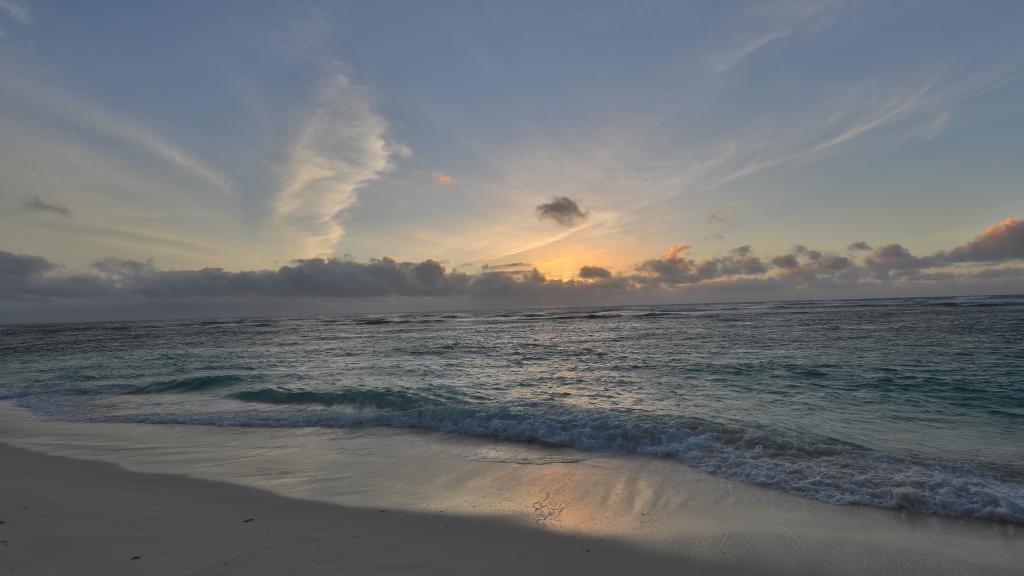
[1,1,1023,320]
[2,217,1022,322]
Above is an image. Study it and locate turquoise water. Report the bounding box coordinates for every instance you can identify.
[2,295,1023,522]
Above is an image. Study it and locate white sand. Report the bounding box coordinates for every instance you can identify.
[1,402,1021,575]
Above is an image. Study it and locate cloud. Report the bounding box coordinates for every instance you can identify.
[769,245,858,287]
[0,251,622,314]
[0,252,462,302]
[0,0,29,25]
[482,262,532,271]
[972,266,1024,280]
[0,250,55,278]
[578,265,612,280]
[847,241,872,252]
[0,251,112,303]
[490,208,619,261]
[863,243,941,278]
[947,217,1024,262]
[708,207,736,225]
[22,196,72,218]
[919,111,951,141]
[812,86,933,154]
[535,196,588,227]
[3,75,231,194]
[671,84,940,206]
[664,244,689,260]
[847,220,1024,281]
[4,216,1024,322]
[274,67,402,256]
[716,29,791,73]
[430,171,454,186]
[93,257,156,279]
[22,219,217,259]
[793,244,823,261]
[277,9,332,58]
[818,255,852,271]
[131,131,233,194]
[771,254,800,269]
[0,252,623,314]
[731,245,752,257]
[636,245,767,285]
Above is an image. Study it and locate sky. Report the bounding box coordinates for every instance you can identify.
[1,0,1024,321]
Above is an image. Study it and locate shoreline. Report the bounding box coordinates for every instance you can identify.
[2,404,1022,575]
[0,443,705,576]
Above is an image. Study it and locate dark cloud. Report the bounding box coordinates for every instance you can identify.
[578,265,612,279]
[257,257,458,299]
[93,257,156,278]
[23,196,73,218]
[859,217,1024,278]
[535,196,587,227]
[771,254,800,269]
[818,255,851,271]
[947,217,1024,262]
[863,243,941,278]
[774,251,851,274]
[867,244,918,265]
[482,262,532,271]
[847,241,872,252]
[793,245,823,261]
[0,253,630,311]
[0,251,469,302]
[468,268,548,298]
[3,216,1024,323]
[0,251,114,302]
[972,266,1024,280]
[636,245,767,285]
[770,247,861,292]
[0,251,56,278]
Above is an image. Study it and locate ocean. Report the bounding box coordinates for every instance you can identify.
[2,295,1022,523]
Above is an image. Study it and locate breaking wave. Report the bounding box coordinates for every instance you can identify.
[17,384,1024,524]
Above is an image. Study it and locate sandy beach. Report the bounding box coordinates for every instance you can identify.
[1,403,1021,576]
[1,443,707,575]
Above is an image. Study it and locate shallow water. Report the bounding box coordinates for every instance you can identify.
[2,295,1023,522]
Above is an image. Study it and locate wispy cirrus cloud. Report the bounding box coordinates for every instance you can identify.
[715,29,791,73]
[274,66,406,257]
[1,75,232,194]
[812,85,934,153]
[637,84,943,215]
[23,196,72,218]
[0,0,30,25]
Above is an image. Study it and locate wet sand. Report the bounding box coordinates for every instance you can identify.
[1,403,1021,575]
[0,443,722,575]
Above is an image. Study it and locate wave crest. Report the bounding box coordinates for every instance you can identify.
[131,375,245,394]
